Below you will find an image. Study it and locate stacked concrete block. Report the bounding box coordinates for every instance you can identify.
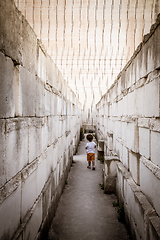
[48,116,56,146]
[46,146,54,177]
[0,185,21,240]
[129,151,140,185]
[22,17,37,74]
[96,16,160,239]
[37,46,46,83]
[139,127,150,159]
[13,65,22,117]
[46,55,54,86]
[44,90,51,116]
[20,66,36,117]
[41,117,49,152]
[5,119,29,181]
[148,216,160,240]
[140,157,160,217]
[151,130,160,167]
[138,78,159,118]
[106,132,113,153]
[35,77,45,117]
[21,167,37,219]
[23,198,42,240]
[117,162,157,240]
[0,1,82,240]
[122,145,129,170]
[0,120,5,187]
[36,156,47,197]
[0,53,15,118]
[115,137,123,161]
[0,0,23,64]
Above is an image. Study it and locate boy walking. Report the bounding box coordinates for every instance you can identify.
[85,134,96,170]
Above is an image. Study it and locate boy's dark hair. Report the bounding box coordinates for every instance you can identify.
[86,134,93,142]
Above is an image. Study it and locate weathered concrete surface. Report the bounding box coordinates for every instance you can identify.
[96,14,160,240]
[0,1,82,239]
[0,52,15,118]
[104,156,120,194]
[48,137,130,240]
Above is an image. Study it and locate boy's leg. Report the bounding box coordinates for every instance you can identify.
[87,154,91,168]
[92,161,95,170]
[87,161,91,168]
[92,154,95,170]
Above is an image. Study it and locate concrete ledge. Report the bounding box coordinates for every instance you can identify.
[104,156,120,193]
[97,140,104,159]
[149,215,160,240]
[116,162,158,240]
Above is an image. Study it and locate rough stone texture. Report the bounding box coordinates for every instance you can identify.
[36,156,47,197]
[104,156,120,193]
[139,127,150,159]
[122,120,139,153]
[122,145,129,170]
[129,151,140,185]
[0,185,21,240]
[151,131,160,168]
[117,162,156,240]
[0,1,82,239]
[0,120,6,188]
[140,157,160,217]
[149,215,160,240]
[20,66,36,117]
[96,15,160,240]
[28,118,42,163]
[22,16,37,74]
[23,198,42,240]
[41,117,49,152]
[35,77,45,117]
[144,79,160,117]
[13,65,22,117]
[21,168,37,220]
[0,52,15,118]
[37,41,47,79]
[5,118,29,181]
[0,0,22,64]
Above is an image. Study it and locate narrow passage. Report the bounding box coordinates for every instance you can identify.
[48,136,130,240]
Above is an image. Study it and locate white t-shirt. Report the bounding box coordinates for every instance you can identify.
[85,141,96,154]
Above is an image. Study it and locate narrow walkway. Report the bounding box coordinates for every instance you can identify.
[48,136,130,240]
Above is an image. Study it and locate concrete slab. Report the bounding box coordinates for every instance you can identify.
[48,137,130,240]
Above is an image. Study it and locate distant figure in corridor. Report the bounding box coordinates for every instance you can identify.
[85,134,96,170]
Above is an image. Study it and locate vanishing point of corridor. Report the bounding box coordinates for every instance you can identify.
[48,136,130,240]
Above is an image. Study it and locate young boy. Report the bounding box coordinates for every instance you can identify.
[85,134,96,170]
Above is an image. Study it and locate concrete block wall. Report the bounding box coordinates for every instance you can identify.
[96,15,160,240]
[0,1,82,240]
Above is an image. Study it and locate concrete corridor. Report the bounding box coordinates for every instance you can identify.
[47,136,130,240]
